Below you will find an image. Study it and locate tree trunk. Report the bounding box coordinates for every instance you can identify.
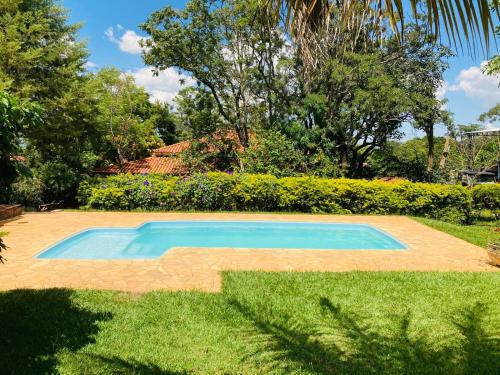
[439,136,450,169]
[426,123,434,173]
[340,147,349,176]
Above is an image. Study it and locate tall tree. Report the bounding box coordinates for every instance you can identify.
[87,68,163,167]
[302,52,412,176]
[0,0,95,201]
[150,102,179,145]
[389,24,454,173]
[141,0,293,147]
[0,92,41,201]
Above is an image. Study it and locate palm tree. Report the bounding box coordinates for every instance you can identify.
[268,0,499,75]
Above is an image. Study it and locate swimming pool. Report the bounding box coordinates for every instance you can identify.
[36,221,407,259]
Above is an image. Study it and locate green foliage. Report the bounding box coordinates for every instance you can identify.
[79,173,472,222]
[240,131,308,177]
[478,104,500,123]
[88,187,129,211]
[1,272,499,373]
[0,0,94,203]
[0,91,42,200]
[9,176,45,208]
[87,68,163,164]
[142,0,293,147]
[368,137,465,182]
[472,184,500,214]
[80,174,178,211]
[150,102,178,145]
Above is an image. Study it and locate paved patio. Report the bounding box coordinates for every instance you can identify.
[0,211,496,292]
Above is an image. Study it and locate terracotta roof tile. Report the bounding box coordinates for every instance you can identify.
[95,157,185,175]
[153,141,190,156]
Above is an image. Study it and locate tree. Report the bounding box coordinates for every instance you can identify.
[0,0,95,202]
[368,137,464,181]
[293,52,413,177]
[141,0,293,147]
[271,0,498,69]
[0,92,42,201]
[387,24,453,174]
[150,102,178,145]
[87,68,163,167]
[453,124,500,184]
[240,130,307,176]
[483,2,500,77]
[174,86,226,139]
[478,104,500,123]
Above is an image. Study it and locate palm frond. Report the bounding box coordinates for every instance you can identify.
[268,0,499,53]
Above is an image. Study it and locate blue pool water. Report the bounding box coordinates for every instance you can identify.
[36,221,407,259]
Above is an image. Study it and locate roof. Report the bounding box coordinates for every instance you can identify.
[152,131,245,156]
[94,157,185,175]
[152,141,190,156]
[464,128,500,137]
[95,131,245,175]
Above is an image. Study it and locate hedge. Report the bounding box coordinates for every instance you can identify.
[77,173,474,223]
[472,184,500,214]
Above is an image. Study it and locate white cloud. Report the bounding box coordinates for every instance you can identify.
[484,122,499,130]
[125,67,195,104]
[436,82,447,100]
[105,26,149,55]
[446,61,500,104]
[104,27,114,41]
[84,61,97,69]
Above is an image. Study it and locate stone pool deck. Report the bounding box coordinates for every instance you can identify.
[0,211,496,292]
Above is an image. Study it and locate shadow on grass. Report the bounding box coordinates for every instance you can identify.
[0,289,112,374]
[65,353,189,374]
[230,298,499,374]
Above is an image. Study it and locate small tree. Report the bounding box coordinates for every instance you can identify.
[87,68,163,166]
[0,91,42,201]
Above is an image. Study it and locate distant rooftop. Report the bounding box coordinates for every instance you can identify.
[94,131,244,175]
[464,128,500,137]
[94,156,185,175]
[152,141,190,156]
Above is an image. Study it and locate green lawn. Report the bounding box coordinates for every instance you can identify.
[413,217,499,248]
[1,272,499,374]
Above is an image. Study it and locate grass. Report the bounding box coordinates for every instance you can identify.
[413,217,499,248]
[1,271,499,374]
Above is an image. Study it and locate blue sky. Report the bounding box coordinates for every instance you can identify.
[63,0,500,137]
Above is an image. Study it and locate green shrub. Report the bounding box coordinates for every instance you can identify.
[175,173,236,211]
[78,173,472,222]
[472,184,500,211]
[472,184,500,220]
[233,174,280,211]
[87,187,129,210]
[10,176,45,208]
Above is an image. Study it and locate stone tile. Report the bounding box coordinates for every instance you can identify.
[0,211,496,292]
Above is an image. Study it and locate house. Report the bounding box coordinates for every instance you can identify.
[94,140,189,175]
[94,132,243,175]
